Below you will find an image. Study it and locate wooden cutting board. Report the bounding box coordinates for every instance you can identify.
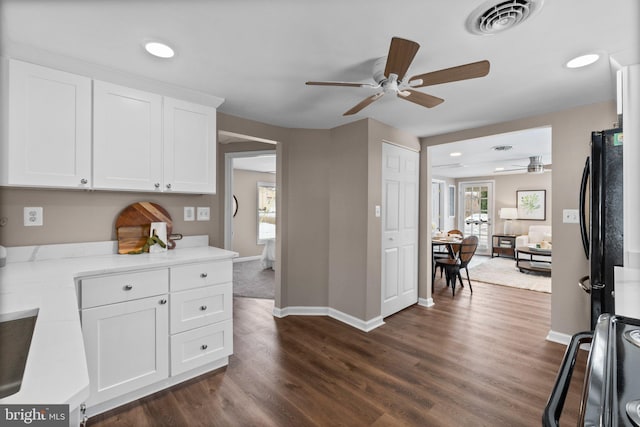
[115,202,174,254]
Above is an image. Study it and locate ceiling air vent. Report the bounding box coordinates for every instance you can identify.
[466,0,545,35]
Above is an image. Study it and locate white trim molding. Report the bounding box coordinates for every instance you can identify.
[272,306,385,332]
[233,255,262,263]
[546,330,572,346]
[418,297,434,308]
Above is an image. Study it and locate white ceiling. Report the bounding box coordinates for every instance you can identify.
[430,126,551,178]
[234,155,276,174]
[1,0,637,139]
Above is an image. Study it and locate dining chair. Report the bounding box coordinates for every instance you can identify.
[434,235,478,296]
[432,229,465,283]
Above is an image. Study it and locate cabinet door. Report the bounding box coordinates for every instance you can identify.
[7,60,91,188]
[81,295,169,406]
[163,97,217,193]
[93,81,163,191]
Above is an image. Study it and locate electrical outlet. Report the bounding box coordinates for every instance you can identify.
[184,206,195,222]
[563,209,579,224]
[24,207,43,226]
[197,207,210,221]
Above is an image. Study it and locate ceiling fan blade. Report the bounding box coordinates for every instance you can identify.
[397,89,444,108]
[409,60,490,88]
[306,81,376,88]
[384,37,420,81]
[343,93,384,116]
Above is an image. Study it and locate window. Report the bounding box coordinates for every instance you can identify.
[257,182,276,243]
[448,185,456,217]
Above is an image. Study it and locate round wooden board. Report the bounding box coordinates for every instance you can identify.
[115,202,175,254]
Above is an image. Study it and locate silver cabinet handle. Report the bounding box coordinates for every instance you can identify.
[200,272,208,278]
[160,298,167,305]
[200,305,207,311]
[201,344,208,350]
[154,183,160,189]
[124,284,133,291]
[166,183,172,189]
[80,178,88,184]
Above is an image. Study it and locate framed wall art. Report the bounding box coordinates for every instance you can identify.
[517,190,546,220]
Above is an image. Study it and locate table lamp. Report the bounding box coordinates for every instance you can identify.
[500,208,518,235]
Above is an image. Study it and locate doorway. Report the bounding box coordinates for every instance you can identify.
[458,181,494,255]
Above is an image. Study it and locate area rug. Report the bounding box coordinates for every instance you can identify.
[468,257,551,293]
[233,259,275,299]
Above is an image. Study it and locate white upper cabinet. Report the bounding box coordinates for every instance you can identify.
[93,81,163,192]
[163,97,217,193]
[4,60,92,188]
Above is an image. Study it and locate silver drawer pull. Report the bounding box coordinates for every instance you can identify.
[159,299,167,305]
[80,178,88,184]
[200,305,207,311]
[124,284,133,291]
[201,344,208,350]
[200,272,208,278]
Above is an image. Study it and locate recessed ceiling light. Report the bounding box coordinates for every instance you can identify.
[495,167,505,171]
[144,41,175,58]
[450,152,462,157]
[566,54,599,69]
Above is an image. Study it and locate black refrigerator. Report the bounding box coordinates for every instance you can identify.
[579,128,624,329]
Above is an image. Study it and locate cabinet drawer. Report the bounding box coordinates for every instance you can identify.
[80,269,169,308]
[170,283,232,334]
[170,260,232,292]
[170,320,233,376]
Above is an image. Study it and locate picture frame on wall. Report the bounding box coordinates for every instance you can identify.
[517,190,546,220]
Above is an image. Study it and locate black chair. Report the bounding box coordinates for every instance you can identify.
[432,229,464,282]
[435,235,478,296]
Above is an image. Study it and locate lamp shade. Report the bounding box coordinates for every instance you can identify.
[500,208,518,220]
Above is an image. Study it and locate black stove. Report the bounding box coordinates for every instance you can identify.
[544,314,640,426]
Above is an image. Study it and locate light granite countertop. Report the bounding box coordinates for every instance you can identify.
[0,238,236,411]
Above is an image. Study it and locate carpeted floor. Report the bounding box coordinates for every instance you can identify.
[468,256,551,293]
[233,259,275,299]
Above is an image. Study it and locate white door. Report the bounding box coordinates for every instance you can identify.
[163,97,217,193]
[93,81,163,191]
[382,143,419,317]
[81,295,169,406]
[459,181,494,255]
[8,60,92,188]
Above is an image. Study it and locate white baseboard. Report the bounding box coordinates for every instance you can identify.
[233,255,262,263]
[546,330,572,346]
[418,297,434,308]
[272,306,385,332]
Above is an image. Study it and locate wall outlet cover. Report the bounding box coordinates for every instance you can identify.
[24,207,43,226]
[197,207,210,221]
[184,207,195,222]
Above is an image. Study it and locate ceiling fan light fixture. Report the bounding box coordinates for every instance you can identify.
[527,155,544,173]
[144,41,175,58]
[566,53,600,69]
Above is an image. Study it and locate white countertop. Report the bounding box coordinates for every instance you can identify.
[0,240,237,409]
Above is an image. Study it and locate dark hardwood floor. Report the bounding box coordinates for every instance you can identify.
[88,278,588,426]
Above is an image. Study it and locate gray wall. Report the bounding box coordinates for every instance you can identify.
[421,100,617,336]
[232,169,275,258]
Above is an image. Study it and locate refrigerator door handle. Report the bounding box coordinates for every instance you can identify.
[579,157,590,259]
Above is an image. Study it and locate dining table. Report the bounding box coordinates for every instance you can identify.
[431,236,463,290]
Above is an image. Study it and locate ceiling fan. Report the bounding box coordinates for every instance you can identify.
[306,37,490,116]
[495,156,552,174]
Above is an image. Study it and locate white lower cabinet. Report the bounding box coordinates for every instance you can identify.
[81,295,169,406]
[78,259,233,418]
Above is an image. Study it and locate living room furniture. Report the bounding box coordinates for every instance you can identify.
[491,234,517,259]
[516,246,552,276]
[435,235,478,296]
[499,208,518,234]
[515,225,552,250]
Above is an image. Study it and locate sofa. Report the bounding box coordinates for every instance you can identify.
[515,225,552,249]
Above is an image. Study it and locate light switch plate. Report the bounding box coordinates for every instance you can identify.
[197,207,210,221]
[184,207,195,222]
[24,207,43,226]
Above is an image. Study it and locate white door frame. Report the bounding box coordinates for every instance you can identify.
[458,180,495,255]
